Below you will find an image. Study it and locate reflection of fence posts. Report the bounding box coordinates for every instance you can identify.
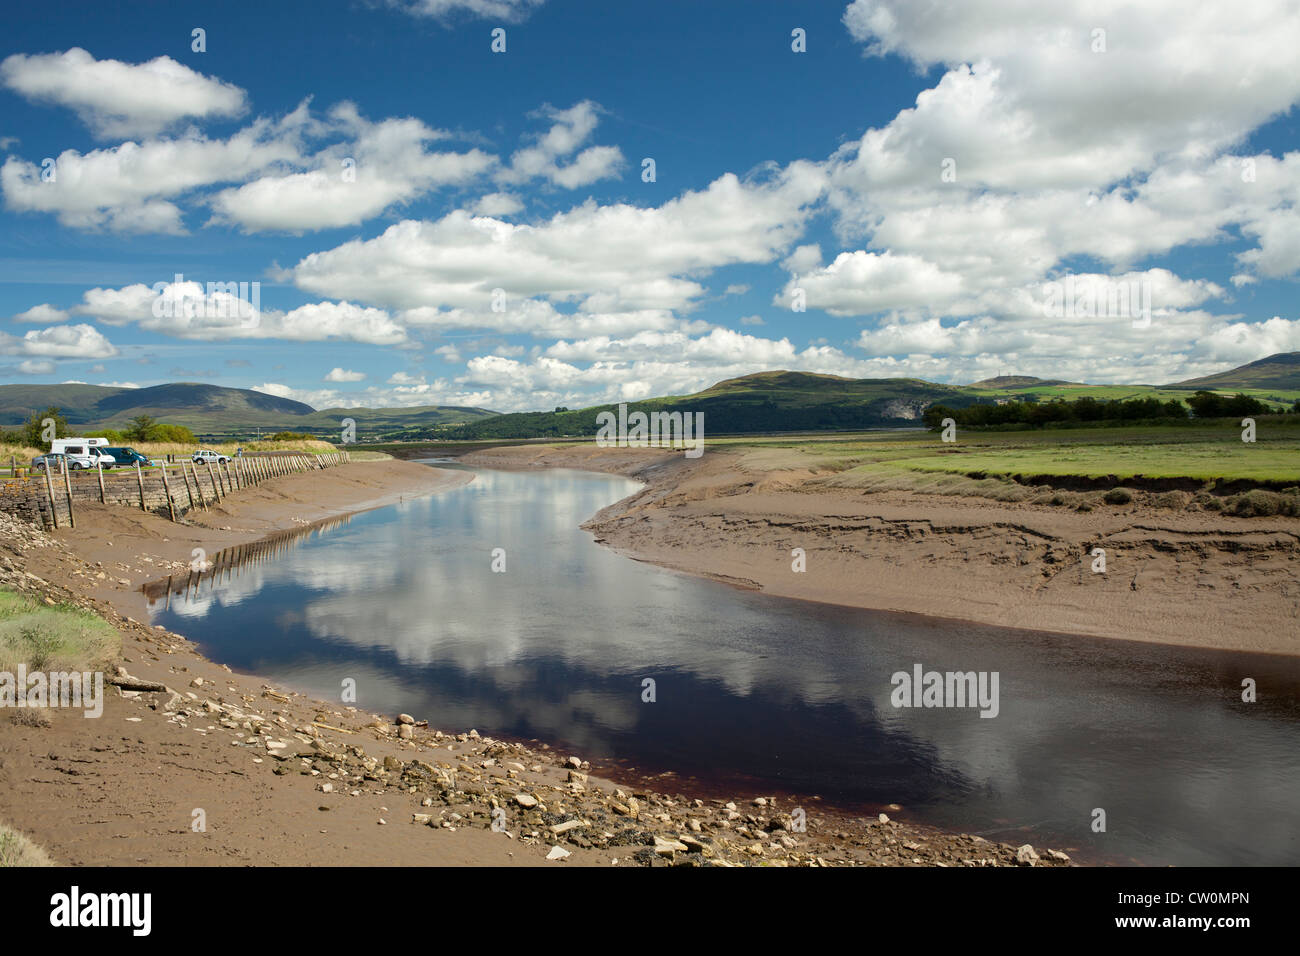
[43,462,59,529]
[159,465,177,522]
[61,458,76,529]
[96,460,106,503]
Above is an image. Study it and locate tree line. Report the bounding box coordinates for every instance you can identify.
[1,408,197,450]
[923,391,1291,430]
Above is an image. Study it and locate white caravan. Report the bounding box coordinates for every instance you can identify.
[49,437,113,469]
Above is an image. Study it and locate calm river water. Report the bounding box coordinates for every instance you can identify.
[145,463,1300,866]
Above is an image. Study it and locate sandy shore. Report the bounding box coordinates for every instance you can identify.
[461,444,1300,656]
[0,457,1071,867]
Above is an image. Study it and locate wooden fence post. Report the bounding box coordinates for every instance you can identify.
[96,460,106,504]
[43,463,59,530]
[135,462,147,511]
[188,461,207,510]
[206,462,221,501]
[62,458,76,529]
[159,465,177,522]
[180,461,196,511]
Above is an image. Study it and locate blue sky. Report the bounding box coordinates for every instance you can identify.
[1,0,1297,412]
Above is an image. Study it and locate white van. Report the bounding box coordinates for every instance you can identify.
[50,437,112,470]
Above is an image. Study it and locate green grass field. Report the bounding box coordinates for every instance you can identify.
[710,420,1300,487]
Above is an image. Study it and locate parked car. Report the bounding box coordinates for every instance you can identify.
[31,452,85,472]
[100,446,149,467]
[192,449,230,465]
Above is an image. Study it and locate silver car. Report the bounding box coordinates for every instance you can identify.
[192,449,231,464]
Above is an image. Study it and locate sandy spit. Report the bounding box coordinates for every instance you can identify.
[461,444,1300,656]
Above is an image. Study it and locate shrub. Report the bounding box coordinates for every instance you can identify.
[1104,488,1133,505]
[1231,490,1283,517]
[0,823,53,866]
[149,423,197,444]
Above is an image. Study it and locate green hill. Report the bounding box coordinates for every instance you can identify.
[432,370,971,440]
[1169,352,1300,390]
[965,375,1076,389]
[93,382,316,422]
[0,384,126,423]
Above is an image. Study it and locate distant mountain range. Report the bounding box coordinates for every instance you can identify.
[3,353,1297,441]
[0,382,496,440]
[437,353,1300,440]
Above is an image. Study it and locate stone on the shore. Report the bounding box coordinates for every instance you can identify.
[680,836,712,857]
[397,724,414,740]
[546,846,570,860]
[1047,849,1070,862]
[514,792,538,809]
[1015,844,1040,866]
[654,837,688,856]
[565,756,583,770]
[397,713,415,725]
[878,813,890,824]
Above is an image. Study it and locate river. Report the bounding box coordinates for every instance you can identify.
[144,462,1300,866]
